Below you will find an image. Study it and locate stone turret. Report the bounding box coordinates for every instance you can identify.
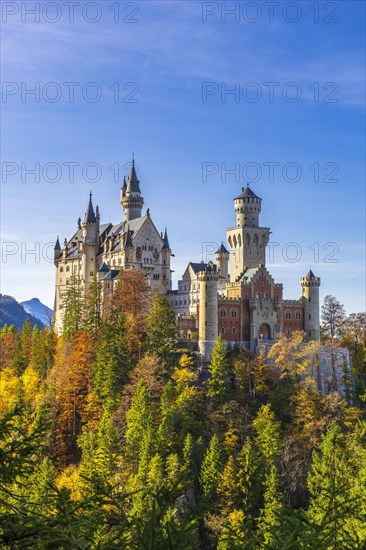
[54,236,61,261]
[198,261,219,359]
[301,269,321,341]
[162,227,171,290]
[234,185,262,227]
[227,185,270,281]
[121,158,144,221]
[215,242,229,281]
[82,192,98,287]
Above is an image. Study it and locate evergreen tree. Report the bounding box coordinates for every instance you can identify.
[207,335,232,403]
[125,380,155,474]
[85,275,101,334]
[199,434,225,503]
[62,275,85,337]
[93,313,130,405]
[146,291,177,367]
[217,455,239,513]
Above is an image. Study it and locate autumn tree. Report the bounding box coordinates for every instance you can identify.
[112,269,151,357]
[321,294,346,345]
[54,331,94,465]
[339,312,366,372]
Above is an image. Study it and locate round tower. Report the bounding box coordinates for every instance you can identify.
[301,269,321,341]
[215,242,229,281]
[234,185,262,227]
[82,192,98,287]
[198,262,219,359]
[121,158,144,221]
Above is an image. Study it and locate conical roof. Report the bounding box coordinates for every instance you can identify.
[127,158,141,193]
[54,236,61,250]
[235,185,261,200]
[215,242,229,254]
[305,269,316,279]
[162,227,170,249]
[84,192,97,224]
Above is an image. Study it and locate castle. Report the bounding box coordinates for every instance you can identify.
[53,161,320,358]
[168,185,320,358]
[52,159,172,333]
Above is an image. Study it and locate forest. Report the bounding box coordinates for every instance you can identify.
[0,269,365,549]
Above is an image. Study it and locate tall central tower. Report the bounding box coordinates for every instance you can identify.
[121,158,144,221]
[226,185,270,282]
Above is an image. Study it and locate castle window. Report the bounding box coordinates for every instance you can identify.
[264,292,268,300]
[66,266,70,272]
[286,328,290,336]
[244,312,248,319]
[232,327,236,335]
[244,293,248,299]
[256,292,260,299]
[184,300,187,305]
[309,331,311,337]
[309,314,311,320]
[309,297,311,302]
[90,271,94,276]
[220,309,226,318]
[221,327,225,334]
[231,309,237,318]
[285,311,291,320]
[295,312,301,320]
[60,267,63,272]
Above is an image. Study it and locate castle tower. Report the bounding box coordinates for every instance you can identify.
[198,262,219,359]
[162,227,172,290]
[54,236,61,261]
[121,158,144,221]
[123,225,134,266]
[215,242,229,281]
[301,269,321,341]
[82,192,98,288]
[226,185,270,282]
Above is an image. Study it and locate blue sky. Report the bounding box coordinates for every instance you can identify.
[1,0,365,314]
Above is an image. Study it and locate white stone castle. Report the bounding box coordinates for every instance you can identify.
[53,159,172,333]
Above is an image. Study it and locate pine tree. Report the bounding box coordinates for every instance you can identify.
[257,463,283,546]
[236,438,259,519]
[217,455,239,513]
[125,380,155,474]
[207,335,232,403]
[62,275,85,337]
[85,275,101,334]
[199,434,225,503]
[146,291,177,367]
[93,313,130,405]
[12,320,32,375]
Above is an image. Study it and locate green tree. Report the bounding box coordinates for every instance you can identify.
[207,335,232,403]
[62,275,85,337]
[199,434,225,503]
[146,291,177,367]
[125,380,155,474]
[93,313,130,405]
[85,275,102,334]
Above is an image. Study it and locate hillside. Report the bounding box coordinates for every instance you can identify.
[0,294,45,330]
[21,298,52,327]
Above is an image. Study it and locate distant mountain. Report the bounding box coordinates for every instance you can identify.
[21,298,53,328]
[0,294,45,330]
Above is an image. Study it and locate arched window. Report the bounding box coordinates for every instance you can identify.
[256,292,260,299]
[231,309,237,318]
[221,327,225,334]
[264,292,268,300]
[220,309,226,318]
[285,311,291,320]
[286,328,290,336]
[295,311,301,320]
[232,327,236,335]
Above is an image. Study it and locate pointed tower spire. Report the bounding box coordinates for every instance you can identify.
[54,235,61,250]
[121,157,144,221]
[83,192,96,225]
[162,227,170,250]
[124,225,134,248]
[127,156,141,193]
